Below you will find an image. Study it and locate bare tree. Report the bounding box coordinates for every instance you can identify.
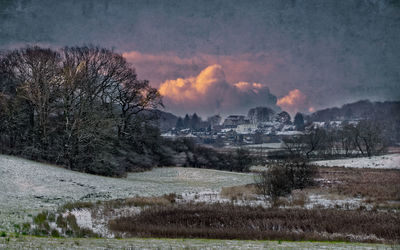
[0,47,62,158]
[116,79,162,139]
[282,135,305,158]
[354,120,387,157]
[0,46,163,176]
[303,128,326,159]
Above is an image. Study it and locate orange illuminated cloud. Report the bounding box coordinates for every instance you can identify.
[158,65,278,116]
[159,77,197,102]
[159,64,225,103]
[277,89,309,114]
[194,64,225,94]
[122,50,328,115]
[122,50,277,89]
[234,82,263,91]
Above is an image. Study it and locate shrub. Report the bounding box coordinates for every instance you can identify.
[255,165,292,203]
[56,215,67,230]
[21,222,31,235]
[65,214,79,232]
[288,160,317,189]
[47,213,56,222]
[255,158,317,203]
[33,211,48,225]
[28,209,97,238]
[51,229,60,237]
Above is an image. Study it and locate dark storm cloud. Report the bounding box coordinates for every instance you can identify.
[1,0,399,114]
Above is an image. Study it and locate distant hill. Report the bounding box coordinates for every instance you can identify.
[307,100,400,143]
[307,100,400,122]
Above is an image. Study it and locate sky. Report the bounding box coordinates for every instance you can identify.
[1,0,399,117]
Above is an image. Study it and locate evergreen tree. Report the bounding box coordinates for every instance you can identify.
[183,114,190,128]
[191,113,200,130]
[294,113,305,131]
[175,117,184,130]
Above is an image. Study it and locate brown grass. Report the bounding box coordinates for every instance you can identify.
[61,193,177,212]
[109,203,400,243]
[290,190,309,207]
[220,184,258,201]
[102,193,176,209]
[221,167,400,208]
[318,167,400,202]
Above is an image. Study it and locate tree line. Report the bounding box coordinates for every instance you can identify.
[255,119,388,205]
[0,46,165,176]
[0,46,253,176]
[283,119,388,159]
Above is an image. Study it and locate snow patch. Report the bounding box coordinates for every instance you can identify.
[313,154,400,169]
[69,209,93,230]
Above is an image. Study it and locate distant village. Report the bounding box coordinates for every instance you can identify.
[161,106,349,147]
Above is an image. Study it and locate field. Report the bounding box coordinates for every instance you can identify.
[0,236,395,249]
[313,154,400,169]
[0,154,253,232]
[1,153,399,248]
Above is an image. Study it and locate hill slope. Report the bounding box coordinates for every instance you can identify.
[0,154,253,231]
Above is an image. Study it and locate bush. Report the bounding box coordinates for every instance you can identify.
[288,160,317,189]
[255,159,316,203]
[26,210,98,238]
[21,223,31,235]
[51,229,60,237]
[33,211,48,225]
[255,166,292,202]
[56,215,67,230]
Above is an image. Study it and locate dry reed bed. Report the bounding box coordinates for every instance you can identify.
[318,167,400,202]
[109,203,400,243]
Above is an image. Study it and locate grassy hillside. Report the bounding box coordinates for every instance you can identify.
[0,154,254,232]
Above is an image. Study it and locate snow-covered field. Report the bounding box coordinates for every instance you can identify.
[244,143,283,149]
[0,154,254,231]
[313,154,400,169]
[1,153,398,247]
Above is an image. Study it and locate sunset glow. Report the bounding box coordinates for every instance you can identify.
[158,65,278,116]
[2,0,399,116]
[277,89,309,114]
